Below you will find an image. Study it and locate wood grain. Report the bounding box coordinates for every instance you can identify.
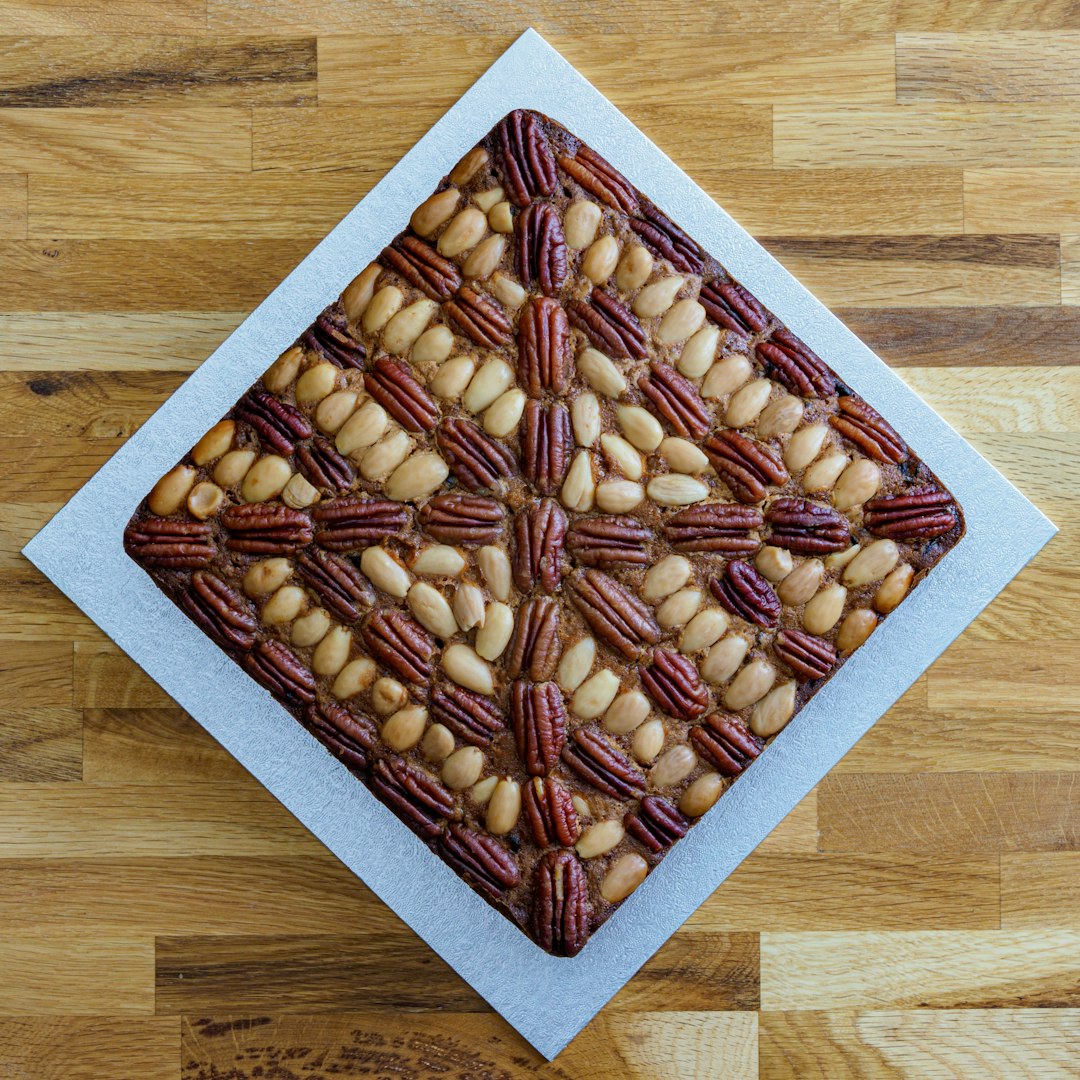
[840,0,1080,31]
[0,173,26,238]
[964,168,1080,233]
[0,707,81,781]
[0,0,206,33]
[1063,234,1079,303]
[1000,854,1080,928]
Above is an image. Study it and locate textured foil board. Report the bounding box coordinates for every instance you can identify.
[22,29,1056,1061]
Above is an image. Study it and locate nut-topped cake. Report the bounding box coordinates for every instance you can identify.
[124,109,964,957]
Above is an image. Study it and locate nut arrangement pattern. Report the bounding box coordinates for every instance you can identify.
[124,109,964,957]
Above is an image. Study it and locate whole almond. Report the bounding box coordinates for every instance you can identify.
[487,200,513,233]
[617,405,663,451]
[571,669,621,720]
[724,379,773,429]
[874,563,914,614]
[295,362,338,404]
[462,233,506,280]
[442,643,494,695]
[291,608,331,648]
[723,658,776,710]
[561,450,595,512]
[362,285,404,334]
[241,456,291,503]
[651,744,698,788]
[657,298,706,342]
[483,388,526,437]
[475,602,513,660]
[332,655,376,699]
[381,705,428,751]
[262,585,306,625]
[633,276,684,318]
[411,325,454,364]
[601,854,648,903]
[843,538,899,588]
[803,584,847,635]
[449,146,488,186]
[784,423,828,472]
[384,451,448,501]
[421,722,455,762]
[411,545,465,577]
[647,474,709,507]
[750,680,797,737]
[679,608,730,653]
[572,392,601,446]
[558,636,596,692]
[615,244,653,293]
[658,437,710,475]
[429,355,475,401]
[407,581,458,638]
[678,324,720,378]
[581,235,619,284]
[410,187,459,238]
[603,690,650,734]
[341,263,380,323]
[490,272,525,308]
[600,433,643,480]
[471,774,498,803]
[837,608,877,653]
[437,207,487,257]
[316,390,360,435]
[595,479,644,514]
[383,299,436,355]
[191,420,235,466]
[576,820,624,859]
[700,634,750,684]
[149,465,196,516]
[757,394,804,439]
[486,777,522,836]
[263,346,303,394]
[477,545,512,601]
[642,555,691,601]
[632,718,665,764]
[464,357,514,413]
[777,559,823,606]
[656,588,702,629]
[564,200,602,249]
[833,458,882,511]
[442,746,484,790]
[701,353,752,399]
[578,348,627,398]
[360,430,414,482]
[360,546,412,598]
[336,400,388,457]
[312,625,352,677]
[679,773,724,817]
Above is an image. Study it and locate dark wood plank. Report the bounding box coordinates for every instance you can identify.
[0,640,72,707]
[0,707,81,781]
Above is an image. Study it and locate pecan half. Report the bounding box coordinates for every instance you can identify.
[638,361,711,439]
[124,517,215,569]
[179,570,257,651]
[690,714,763,776]
[507,597,562,681]
[567,569,660,660]
[419,493,504,545]
[244,640,316,705]
[364,355,439,433]
[431,683,505,746]
[520,399,572,495]
[372,757,454,839]
[305,700,377,773]
[221,503,313,555]
[523,776,580,848]
[361,609,434,686]
[830,395,908,464]
[380,234,462,301]
[517,297,570,396]
[765,497,851,554]
[629,204,704,274]
[512,498,567,593]
[436,417,516,494]
[641,648,710,720]
[756,328,835,399]
[511,680,567,776]
[440,823,521,895]
[625,795,689,853]
[314,497,411,552]
[863,487,958,540]
[562,727,645,799]
[497,109,557,207]
[296,436,354,493]
[558,145,638,214]
[444,286,513,348]
[568,287,648,359]
[532,849,589,957]
[775,628,836,681]
[704,430,789,504]
[517,202,567,296]
[566,515,652,569]
[234,388,313,455]
[302,309,366,369]
[295,547,375,622]
[710,560,781,628]
[698,279,770,336]
[662,504,763,555]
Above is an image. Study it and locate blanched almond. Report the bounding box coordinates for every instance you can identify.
[571,669,620,720]
[410,187,459,238]
[360,546,412,598]
[650,744,697,788]
[475,602,513,660]
[757,394,804,439]
[488,200,513,233]
[802,450,849,493]
[381,705,427,751]
[657,298,705,342]
[462,233,505,280]
[600,433,643,480]
[750,680,797,737]
[452,583,486,632]
[617,405,663,451]
[679,773,724,817]
[191,420,235,465]
[332,654,376,699]
[411,325,454,364]
[382,299,436,355]
[360,430,413,482]
[701,354,752,399]
[581,235,619,284]
[149,465,196,516]
[486,778,521,835]
[336,400,388,457]
[483,388,525,437]
[632,719,665,764]
[700,634,749,684]
[578,348,626,398]
[572,392,601,446]
[677,324,720,378]
[463,357,514,413]
[558,636,595,692]
[723,658,776,710]
[633,276,683,318]
[724,378,772,429]
[442,746,483,790]
[449,146,488,186]
[242,557,291,597]
[615,243,653,293]
[784,423,828,472]
[477,545,511,601]
[803,584,847,635]
[262,585,306,625]
[489,272,525,309]
[777,559,823,606]
[281,472,320,510]
[658,437,709,475]
[576,820,624,859]
[341,263,380,322]
[263,345,302,394]
[442,643,494,694]
[595,479,643,513]
[656,588,702,629]
[241,456,291,503]
[561,450,595,512]
[642,555,691,601]
[874,563,914,614]
[564,200,601,249]
[316,389,359,435]
[362,285,403,334]
[312,625,351,676]
[755,545,794,583]
[421,722,455,762]
[187,481,225,520]
[837,608,877,652]
[679,608,730,653]
[295,362,337,404]
[291,607,331,648]
[473,185,504,213]
[406,582,457,639]
[833,458,881,510]
[843,539,899,587]
[437,207,487,257]
[600,853,648,903]
[471,773,499,803]
[429,355,475,401]
[411,545,465,577]
[384,450,448,500]
[647,474,708,507]
[603,690,650,734]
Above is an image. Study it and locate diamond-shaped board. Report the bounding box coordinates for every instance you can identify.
[123,108,963,958]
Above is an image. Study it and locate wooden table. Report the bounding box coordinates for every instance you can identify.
[1,3,1077,1077]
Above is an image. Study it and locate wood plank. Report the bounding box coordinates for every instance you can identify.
[688,853,1000,931]
[1001,854,1080,928]
[0,783,319,857]
[73,642,179,709]
[835,308,1078,365]
[964,436,1073,511]
[964,561,1080,641]
[818,773,1080,853]
[0,569,120,642]
[178,1010,759,1080]
[0,371,184,438]
[0,108,250,174]
[0,239,310,312]
[841,0,1080,30]
[0,931,154,1014]
[964,168,1080,233]
[897,32,1080,102]
[0,173,26,238]
[775,104,1080,168]
[897,365,1080,432]
[0,438,124,501]
[760,930,1080,1009]
[1063,234,1079,303]
[318,34,895,108]
[755,789,818,854]
[0,0,205,33]
[0,707,81,781]
[0,502,61,570]
[0,36,316,107]
[253,101,774,173]
[760,235,1060,308]
[760,1008,1080,1079]
[28,172,374,239]
[82,708,248,784]
[0,313,240,373]
[0,640,72,707]
[0,1017,178,1080]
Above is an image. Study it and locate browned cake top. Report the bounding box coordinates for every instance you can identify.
[125,109,963,957]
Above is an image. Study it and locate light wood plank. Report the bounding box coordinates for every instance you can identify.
[897,32,1080,102]
[761,235,1060,308]
[0,108,250,174]
[1001,854,1080,928]
[688,853,1000,931]
[318,34,895,108]
[73,642,177,709]
[0,707,81,781]
[760,930,1080,1009]
[0,782,318,857]
[818,773,1080,853]
[841,0,1080,30]
[0,640,72,707]
[775,104,1080,168]
[0,1016,178,1080]
[0,36,316,107]
[0,173,26,238]
[0,239,310,312]
[0,932,154,1015]
[0,0,205,33]
[0,502,61,570]
[1060,233,1079,303]
[964,168,1080,233]
[755,790,819,854]
[82,708,248,784]
[760,1008,1080,1079]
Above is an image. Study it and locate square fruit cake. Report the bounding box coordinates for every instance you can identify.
[124,110,964,956]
